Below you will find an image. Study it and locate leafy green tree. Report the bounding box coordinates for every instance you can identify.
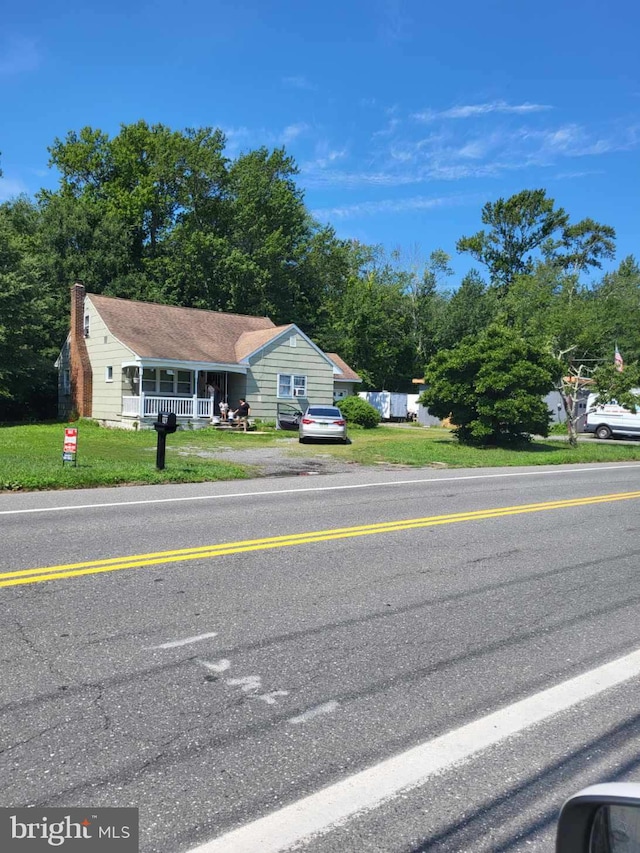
[421,322,561,444]
[457,190,569,293]
[436,270,497,350]
[330,248,415,390]
[0,198,61,419]
[457,190,616,296]
[590,257,640,363]
[590,361,640,411]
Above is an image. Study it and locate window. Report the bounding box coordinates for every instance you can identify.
[176,371,191,395]
[289,335,297,347]
[142,368,192,395]
[293,375,307,397]
[142,368,156,393]
[62,369,70,394]
[159,369,174,394]
[83,315,90,337]
[105,366,113,382]
[277,373,307,398]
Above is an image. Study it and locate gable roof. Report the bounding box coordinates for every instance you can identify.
[235,325,294,361]
[326,353,361,382]
[88,294,275,363]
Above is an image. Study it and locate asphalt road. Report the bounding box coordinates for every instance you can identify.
[2,462,640,852]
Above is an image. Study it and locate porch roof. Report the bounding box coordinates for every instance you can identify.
[121,358,247,374]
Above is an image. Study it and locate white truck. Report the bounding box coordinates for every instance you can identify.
[585,391,640,439]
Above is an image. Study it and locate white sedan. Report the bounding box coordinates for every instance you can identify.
[299,405,348,444]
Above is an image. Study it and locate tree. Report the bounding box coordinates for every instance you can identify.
[0,198,61,419]
[457,190,569,293]
[421,323,561,444]
[329,246,415,389]
[457,190,616,297]
[436,270,496,350]
[590,361,640,412]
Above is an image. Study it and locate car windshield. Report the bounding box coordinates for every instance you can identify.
[307,407,342,418]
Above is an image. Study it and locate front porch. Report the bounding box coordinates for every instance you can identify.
[119,363,247,427]
[122,394,215,422]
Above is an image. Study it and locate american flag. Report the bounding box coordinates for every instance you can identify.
[615,345,624,372]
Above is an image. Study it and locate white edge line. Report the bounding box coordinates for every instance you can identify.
[189,646,640,853]
[150,632,218,650]
[2,464,639,516]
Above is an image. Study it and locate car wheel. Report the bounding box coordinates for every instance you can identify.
[299,436,307,444]
[596,425,612,440]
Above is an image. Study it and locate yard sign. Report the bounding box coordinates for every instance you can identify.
[62,427,78,466]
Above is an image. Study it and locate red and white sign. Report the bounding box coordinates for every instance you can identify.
[63,427,78,453]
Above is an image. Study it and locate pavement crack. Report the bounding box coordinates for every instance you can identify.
[12,619,62,680]
[0,718,75,757]
[93,687,111,731]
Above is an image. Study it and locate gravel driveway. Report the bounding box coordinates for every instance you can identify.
[182,436,362,478]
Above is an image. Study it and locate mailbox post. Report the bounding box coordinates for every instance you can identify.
[153,411,177,470]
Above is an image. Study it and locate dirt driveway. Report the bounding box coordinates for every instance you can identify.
[182,436,363,478]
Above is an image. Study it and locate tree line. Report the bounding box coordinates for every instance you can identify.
[1,120,638,425]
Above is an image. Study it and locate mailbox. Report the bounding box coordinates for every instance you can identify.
[153,411,177,470]
[153,411,177,434]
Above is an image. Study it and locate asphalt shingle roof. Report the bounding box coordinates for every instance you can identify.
[89,294,275,363]
[326,353,361,382]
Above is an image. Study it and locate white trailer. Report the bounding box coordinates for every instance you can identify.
[358,391,409,421]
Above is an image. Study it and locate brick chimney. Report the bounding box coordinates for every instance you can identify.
[69,282,93,417]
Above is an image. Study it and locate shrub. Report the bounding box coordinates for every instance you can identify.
[336,396,381,428]
[421,322,560,445]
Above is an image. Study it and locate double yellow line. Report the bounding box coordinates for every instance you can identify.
[2,490,640,589]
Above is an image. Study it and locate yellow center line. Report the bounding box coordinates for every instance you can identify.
[2,490,640,589]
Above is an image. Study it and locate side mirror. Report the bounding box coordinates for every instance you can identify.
[556,784,640,852]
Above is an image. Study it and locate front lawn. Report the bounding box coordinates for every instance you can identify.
[2,422,640,492]
[0,421,258,491]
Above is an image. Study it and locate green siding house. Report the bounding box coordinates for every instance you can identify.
[57,283,360,428]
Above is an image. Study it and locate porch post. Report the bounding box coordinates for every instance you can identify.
[140,392,145,418]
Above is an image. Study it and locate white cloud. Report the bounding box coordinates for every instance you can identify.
[0,36,40,76]
[312,194,468,220]
[412,100,552,122]
[280,122,310,144]
[553,170,604,180]
[373,118,401,139]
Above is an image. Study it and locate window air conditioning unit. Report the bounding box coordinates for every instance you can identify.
[294,388,305,397]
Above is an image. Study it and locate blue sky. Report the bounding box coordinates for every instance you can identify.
[1,0,638,281]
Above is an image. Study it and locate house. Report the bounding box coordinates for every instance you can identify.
[324,353,361,399]
[57,283,361,428]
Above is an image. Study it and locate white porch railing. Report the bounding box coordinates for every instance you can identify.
[122,395,214,418]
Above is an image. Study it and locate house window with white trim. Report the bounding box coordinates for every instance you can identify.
[176,371,191,395]
[105,366,113,382]
[142,368,156,393]
[84,314,90,337]
[277,373,307,398]
[159,369,174,394]
[142,368,193,395]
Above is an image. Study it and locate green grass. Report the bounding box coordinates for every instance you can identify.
[0,421,259,491]
[2,421,640,492]
[297,425,640,468]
